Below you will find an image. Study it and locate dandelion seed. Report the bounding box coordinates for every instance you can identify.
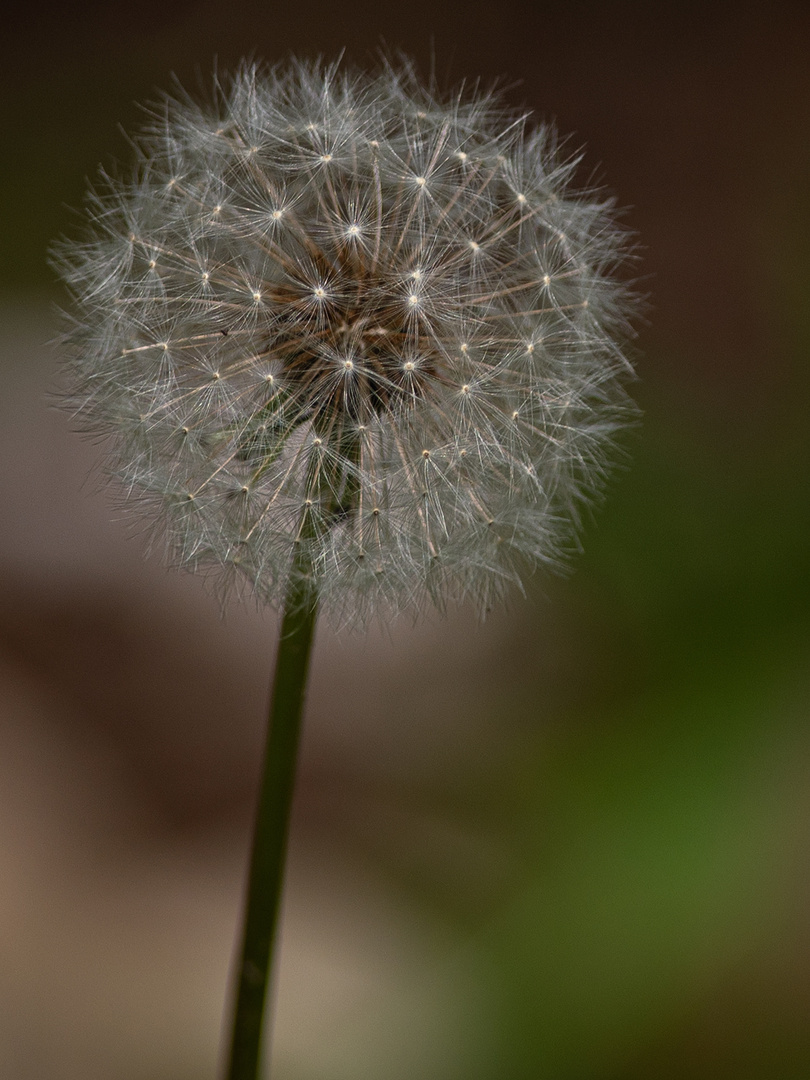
[52,57,637,623]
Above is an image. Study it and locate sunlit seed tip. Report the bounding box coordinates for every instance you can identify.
[372,507,380,516]
[468,241,480,252]
[414,176,427,187]
[271,209,283,220]
[543,274,551,286]
[252,291,262,302]
[422,449,430,458]
[516,193,527,204]
[343,359,354,370]
[148,259,157,269]
[461,384,470,394]
[320,154,333,163]
[161,342,169,350]
[347,224,361,236]
[201,272,209,281]
[460,343,469,353]
[313,437,322,446]
[456,150,468,161]
[403,361,415,372]
[314,287,327,299]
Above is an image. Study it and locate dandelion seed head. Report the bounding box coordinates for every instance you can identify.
[52,57,637,623]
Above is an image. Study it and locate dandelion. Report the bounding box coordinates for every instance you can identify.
[54,57,635,623]
[52,57,637,1080]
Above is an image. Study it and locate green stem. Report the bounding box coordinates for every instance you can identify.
[225,559,319,1080]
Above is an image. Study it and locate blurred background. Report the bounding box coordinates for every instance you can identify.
[1,1,809,1077]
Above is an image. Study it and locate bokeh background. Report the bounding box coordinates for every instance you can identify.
[2,1,809,1077]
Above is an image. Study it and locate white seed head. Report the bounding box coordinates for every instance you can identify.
[52,57,637,623]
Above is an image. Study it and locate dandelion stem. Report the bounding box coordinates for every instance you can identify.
[225,554,319,1080]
